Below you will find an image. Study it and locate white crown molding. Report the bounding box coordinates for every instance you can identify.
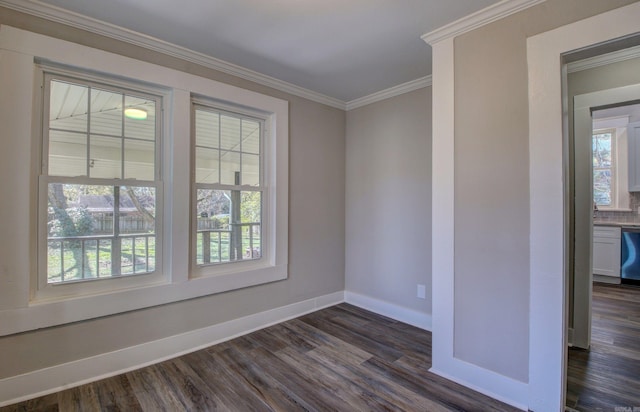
[421,0,547,45]
[345,76,432,111]
[567,45,640,74]
[0,0,347,110]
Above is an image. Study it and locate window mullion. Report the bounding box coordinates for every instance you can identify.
[121,94,125,180]
[113,186,121,276]
[86,86,92,177]
[218,112,221,184]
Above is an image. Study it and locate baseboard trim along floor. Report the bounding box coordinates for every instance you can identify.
[0,291,345,407]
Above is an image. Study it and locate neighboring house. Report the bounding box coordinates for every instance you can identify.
[75,194,153,233]
[0,1,638,411]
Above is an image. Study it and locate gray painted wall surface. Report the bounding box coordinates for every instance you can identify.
[569,58,640,102]
[345,88,432,314]
[0,8,345,379]
[452,0,637,383]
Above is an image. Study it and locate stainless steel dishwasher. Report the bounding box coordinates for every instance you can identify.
[621,226,640,285]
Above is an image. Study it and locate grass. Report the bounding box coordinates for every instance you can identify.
[48,228,260,282]
[47,236,156,283]
[196,229,261,265]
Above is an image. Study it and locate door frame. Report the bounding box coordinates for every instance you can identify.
[527,3,640,411]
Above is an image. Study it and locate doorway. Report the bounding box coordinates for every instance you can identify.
[570,79,640,351]
[526,4,640,410]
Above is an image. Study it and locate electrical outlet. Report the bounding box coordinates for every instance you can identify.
[417,284,426,299]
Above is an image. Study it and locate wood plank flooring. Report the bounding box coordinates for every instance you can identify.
[2,304,519,411]
[567,283,640,412]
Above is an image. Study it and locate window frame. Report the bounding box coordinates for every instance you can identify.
[34,65,167,302]
[189,97,284,279]
[191,100,268,273]
[0,25,288,336]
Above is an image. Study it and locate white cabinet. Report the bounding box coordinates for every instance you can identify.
[592,226,621,279]
[627,122,640,191]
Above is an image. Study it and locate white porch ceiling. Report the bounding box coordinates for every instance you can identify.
[20,0,500,102]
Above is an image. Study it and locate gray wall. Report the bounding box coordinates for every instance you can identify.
[569,58,640,101]
[0,8,345,379]
[345,88,432,314]
[451,0,637,382]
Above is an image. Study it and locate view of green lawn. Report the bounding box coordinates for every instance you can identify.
[47,236,156,283]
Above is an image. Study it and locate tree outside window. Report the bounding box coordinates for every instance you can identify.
[593,130,615,207]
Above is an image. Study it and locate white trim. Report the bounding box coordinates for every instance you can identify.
[427,32,458,392]
[430,366,527,411]
[527,3,640,411]
[425,31,527,410]
[0,0,346,110]
[0,25,289,336]
[345,76,432,111]
[567,45,640,74]
[0,291,345,407]
[344,291,432,331]
[0,0,442,110]
[421,0,546,44]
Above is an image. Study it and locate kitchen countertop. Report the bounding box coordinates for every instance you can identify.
[594,220,640,227]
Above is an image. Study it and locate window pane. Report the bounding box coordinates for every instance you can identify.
[242,119,260,154]
[90,136,122,179]
[97,239,113,277]
[49,130,87,177]
[237,191,261,260]
[220,151,241,185]
[47,184,114,238]
[124,139,155,180]
[593,169,612,206]
[220,115,241,151]
[196,189,230,265]
[196,109,219,148]
[196,189,230,224]
[196,147,220,184]
[90,88,123,137]
[49,80,88,132]
[196,188,261,265]
[46,184,156,283]
[47,184,114,283]
[120,186,156,234]
[242,154,260,186]
[124,96,156,141]
[121,237,134,275]
[593,133,612,168]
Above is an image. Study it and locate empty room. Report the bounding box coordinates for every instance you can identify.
[1,0,639,411]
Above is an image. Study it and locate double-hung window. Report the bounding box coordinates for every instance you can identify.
[192,102,265,269]
[38,68,163,294]
[1,26,288,333]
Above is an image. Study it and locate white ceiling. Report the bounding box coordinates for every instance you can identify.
[30,0,500,102]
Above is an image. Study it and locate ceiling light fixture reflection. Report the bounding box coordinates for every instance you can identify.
[124,108,148,120]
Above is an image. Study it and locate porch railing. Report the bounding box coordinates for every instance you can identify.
[197,222,261,265]
[47,233,156,283]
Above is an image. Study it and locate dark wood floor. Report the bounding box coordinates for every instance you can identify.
[2,303,519,411]
[567,283,640,411]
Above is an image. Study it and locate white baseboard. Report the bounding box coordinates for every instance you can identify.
[593,275,621,284]
[568,328,574,347]
[0,291,345,407]
[344,291,432,331]
[429,365,528,411]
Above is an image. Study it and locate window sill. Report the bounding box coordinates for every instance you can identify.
[0,263,287,337]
